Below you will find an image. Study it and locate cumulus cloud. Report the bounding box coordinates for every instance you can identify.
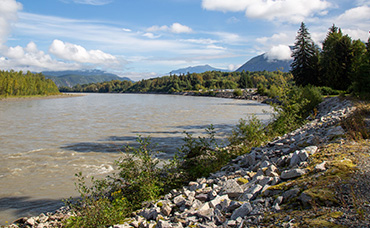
[264,45,292,61]
[202,0,331,23]
[147,23,193,34]
[0,41,81,72]
[337,5,370,23]
[0,0,22,46]
[49,39,118,64]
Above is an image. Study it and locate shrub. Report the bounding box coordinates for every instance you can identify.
[233,89,243,97]
[229,115,268,148]
[178,125,232,180]
[65,137,164,227]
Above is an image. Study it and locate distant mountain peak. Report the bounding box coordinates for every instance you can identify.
[170,65,229,75]
[43,70,132,87]
[236,53,292,73]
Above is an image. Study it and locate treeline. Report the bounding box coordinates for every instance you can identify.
[292,23,370,97]
[0,70,60,97]
[59,70,293,93]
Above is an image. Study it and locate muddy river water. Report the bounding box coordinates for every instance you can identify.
[0,93,272,224]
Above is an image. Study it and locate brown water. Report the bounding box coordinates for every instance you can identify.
[0,93,272,224]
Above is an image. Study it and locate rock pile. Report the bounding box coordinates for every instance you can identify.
[8,97,355,228]
[111,97,354,228]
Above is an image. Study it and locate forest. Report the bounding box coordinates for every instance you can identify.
[0,70,60,97]
[59,70,293,94]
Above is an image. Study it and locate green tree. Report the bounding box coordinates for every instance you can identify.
[352,37,370,96]
[291,22,320,86]
[321,25,354,90]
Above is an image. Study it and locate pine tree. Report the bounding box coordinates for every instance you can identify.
[291,22,320,86]
[321,25,354,90]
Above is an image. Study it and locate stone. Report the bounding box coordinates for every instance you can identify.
[227,201,242,212]
[156,220,172,228]
[230,202,253,220]
[161,204,172,217]
[26,218,37,227]
[298,192,312,206]
[195,193,208,202]
[304,146,318,155]
[274,196,284,206]
[315,161,327,172]
[196,208,214,221]
[282,188,300,201]
[173,195,186,207]
[280,168,307,180]
[209,195,230,209]
[139,208,159,221]
[220,179,244,198]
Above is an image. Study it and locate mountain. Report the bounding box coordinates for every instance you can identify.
[236,54,292,73]
[170,65,229,75]
[43,70,132,87]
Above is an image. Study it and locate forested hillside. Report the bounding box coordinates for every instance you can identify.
[0,70,60,97]
[60,70,293,93]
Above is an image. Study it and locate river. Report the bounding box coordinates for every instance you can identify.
[0,93,272,224]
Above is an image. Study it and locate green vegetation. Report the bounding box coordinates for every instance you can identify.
[291,23,370,98]
[59,70,293,94]
[0,70,60,98]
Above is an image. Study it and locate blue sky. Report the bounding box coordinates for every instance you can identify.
[0,0,369,80]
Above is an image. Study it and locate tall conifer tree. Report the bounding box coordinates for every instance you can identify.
[291,22,319,86]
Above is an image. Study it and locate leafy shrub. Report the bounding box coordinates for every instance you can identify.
[65,137,164,227]
[318,86,343,96]
[233,89,243,97]
[178,125,232,180]
[229,115,268,148]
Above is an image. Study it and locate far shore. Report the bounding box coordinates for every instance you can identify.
[0,93,85,102]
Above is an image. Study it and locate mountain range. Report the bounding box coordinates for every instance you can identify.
[170,65,229,75]
[44,53,292,88]
[43,70,132,88]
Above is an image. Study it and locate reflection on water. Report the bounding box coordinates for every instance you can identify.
[0,93,272,224]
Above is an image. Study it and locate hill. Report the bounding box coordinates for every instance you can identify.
[236,53,292,73]
[170,65,229,75]
[43,70,132,87]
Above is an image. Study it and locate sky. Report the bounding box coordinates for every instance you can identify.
[0,0,369,80]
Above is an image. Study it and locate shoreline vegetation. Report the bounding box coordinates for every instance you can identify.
[0,93,84,102]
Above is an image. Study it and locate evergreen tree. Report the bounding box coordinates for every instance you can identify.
[321,25,353,90]
[291,22,319,86]
[352,37,370,96]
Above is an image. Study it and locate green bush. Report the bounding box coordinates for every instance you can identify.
[229,115,268,148]
[233,89,243,97]
[65,137,164,227]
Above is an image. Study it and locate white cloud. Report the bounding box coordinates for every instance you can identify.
[49,39,118,64]
[0,41,81,72]
[256,33,291,45]
[170,23,193,34]
[60,0,113,5]
[143,33,161,39]
[147,23,193,34]
[337,5,370,22]
[264,45,292,61]
[122,28,132,32]
[0,0,22,46]
[202,0,331,23]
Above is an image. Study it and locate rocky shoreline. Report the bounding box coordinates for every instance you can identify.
[6,97,370,228]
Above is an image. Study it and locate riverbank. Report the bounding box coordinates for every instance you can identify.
[0,93,84,102]
[7,97,370,227]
